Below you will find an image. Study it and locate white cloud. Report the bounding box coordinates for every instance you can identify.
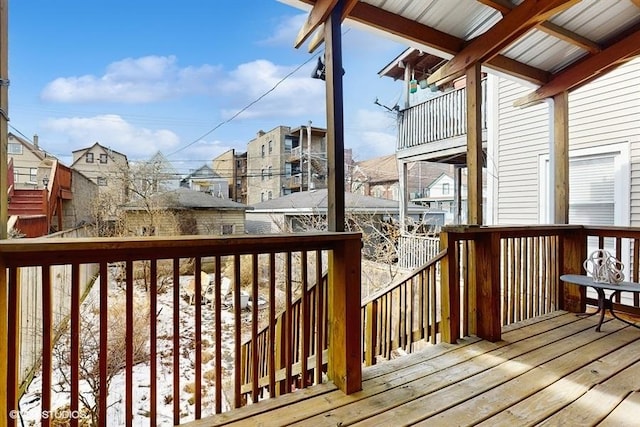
[41,56,221,103]
[347,108,397,160]
[259,13,307,46]
[43,114,181,159]
[218,59,325,119]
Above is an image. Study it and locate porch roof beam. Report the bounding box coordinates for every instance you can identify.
[478,0,601,54]
[295,0,339,49]
[515,25,640,107]
[348,2,550,85]
[427,0,579,87]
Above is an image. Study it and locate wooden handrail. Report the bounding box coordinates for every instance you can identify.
[0,232,361,425]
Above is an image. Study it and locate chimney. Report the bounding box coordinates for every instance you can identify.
[33,134,39,148]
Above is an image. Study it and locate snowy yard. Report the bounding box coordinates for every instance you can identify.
[18,273,245,426]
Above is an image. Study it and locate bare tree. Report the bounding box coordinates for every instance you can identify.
[53,292,150,425]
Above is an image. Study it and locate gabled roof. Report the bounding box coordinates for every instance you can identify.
[122,187,248,211]
[184,164,221,180]
[249,189,425,214]
[353,154,398,184]
[71,142,128,168]
[8,132,51,161]
[426,172,454,190]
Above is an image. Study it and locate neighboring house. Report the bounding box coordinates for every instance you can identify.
[212,149,247,203]
[351,154,454,203]
[70,142,129,201]
[383,47,640,239]
[246,188,428,234]
[121,187,249,236]
[180,164,228,198]
[7,133,53,189]
[246,125,328,205]
[143,151,180,191]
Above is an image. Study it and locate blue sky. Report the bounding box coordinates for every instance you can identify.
[7,1,407,173]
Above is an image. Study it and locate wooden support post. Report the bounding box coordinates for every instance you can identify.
[325,1,345,232]
[561,227,587,312]
[398,161,408,232]
[0,0,8,241]
[328,235,361,394]
[553,91,569,224]
[466,63,483,225]
[0,259,7,427]
[439,231,460,343]
[474,231,502,341]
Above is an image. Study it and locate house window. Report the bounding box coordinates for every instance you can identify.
[99,153,108,164]
[261,168,265,181]
[86,153,94,163]
[261,192,265,202]
[8,143,22,155]
[261,144,265,158]
[30,168,37,182]
[442,183,450,195]
[268,140,273,154]
[97,176,107,186]
[268,191,273,200]
[221,224,234,235]
[268,166,272,179]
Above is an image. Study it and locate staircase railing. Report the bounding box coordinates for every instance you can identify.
[239,248,448,401]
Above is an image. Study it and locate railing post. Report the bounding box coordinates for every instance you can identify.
[328,235,361,394]
[364,301,377,367]
[561,227,587,312]
[474,230,502,341]
[439,230,460,343]
[0,258,7,427]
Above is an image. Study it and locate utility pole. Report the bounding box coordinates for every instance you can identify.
[306,120,312,190]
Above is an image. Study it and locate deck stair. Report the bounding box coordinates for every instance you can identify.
[7,189,47,216]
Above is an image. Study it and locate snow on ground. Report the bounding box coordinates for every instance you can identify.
[18,274,243,426]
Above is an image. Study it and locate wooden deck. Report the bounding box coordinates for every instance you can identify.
[187,310,640,426]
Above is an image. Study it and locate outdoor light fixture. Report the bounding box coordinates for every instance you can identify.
[311,56,326,80]
[311,55,344,81]
[42,177,49,187]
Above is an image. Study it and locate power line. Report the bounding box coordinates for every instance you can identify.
[166,52,323,158]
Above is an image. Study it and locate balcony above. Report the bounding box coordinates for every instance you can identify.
[397,80,487,165]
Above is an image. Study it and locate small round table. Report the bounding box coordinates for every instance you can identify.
[560,274,640,332]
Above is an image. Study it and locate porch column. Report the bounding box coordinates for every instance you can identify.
[553,91,569,224]
[1,1,9,425]
[398,160,408,231]
[325,1,345,233]
[466,63,483,225]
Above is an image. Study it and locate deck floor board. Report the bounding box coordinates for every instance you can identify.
[184,311,640,427]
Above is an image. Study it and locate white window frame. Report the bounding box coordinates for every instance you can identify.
[538,142,629,227]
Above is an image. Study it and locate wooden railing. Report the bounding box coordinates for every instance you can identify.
[0,233,361,426]
[438,225,640,344]
[361,249,447,366]
[46,160,73,232]
[238,257,328,405]
[580,226,640,316]
[397,234,440,269]
[397,79,487,151]
[7,157,14,198]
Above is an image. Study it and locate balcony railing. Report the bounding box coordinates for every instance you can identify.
[0,232,361,426]
[4,225,640,425]
[397,80,487,151]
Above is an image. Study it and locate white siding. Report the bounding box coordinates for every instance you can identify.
[495,57,640,225]
[496,78,549,224]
